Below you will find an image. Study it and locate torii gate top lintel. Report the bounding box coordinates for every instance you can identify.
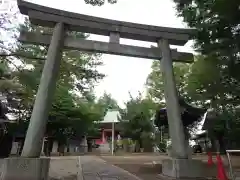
[18,0,195,46]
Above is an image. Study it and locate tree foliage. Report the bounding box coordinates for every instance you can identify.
[0,0,120,147]
[0,17,106,143]
[120,93,156,147]
[170,0,240,147]
[97,92,119,114]
[146,60,191,103]
[173,0,240,110]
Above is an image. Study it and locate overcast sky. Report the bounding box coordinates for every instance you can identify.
[24,0,194,107]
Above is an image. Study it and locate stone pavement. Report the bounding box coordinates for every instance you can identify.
[49,156,79,179]
[80,156,142,180]
[0,156,142,180]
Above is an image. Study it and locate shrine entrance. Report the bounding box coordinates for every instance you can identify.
[2,1,205,179]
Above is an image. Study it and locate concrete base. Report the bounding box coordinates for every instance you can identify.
[162,158,205,179]
[153,161,163,173]
[167,146,193,159]
[0,157,50,180]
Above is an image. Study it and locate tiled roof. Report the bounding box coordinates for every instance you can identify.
[101,110,121,123]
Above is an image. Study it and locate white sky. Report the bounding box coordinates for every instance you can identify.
[23,0,194,107]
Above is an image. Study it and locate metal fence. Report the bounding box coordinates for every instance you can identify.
[226,149,240,180]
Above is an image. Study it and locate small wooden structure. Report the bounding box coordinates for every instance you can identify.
[155,99,206,128]
[191,131,209,152]
[96,110,121,154]
[155,99,206,156]
[193,110,226,153]
[96,110,121,144]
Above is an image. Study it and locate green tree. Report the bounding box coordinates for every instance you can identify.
[146,60,191,103]
[120,93,156,150]
[0,19,106,146]
[14,20,104,116]
[47,87,103,143]
[146,58,210,140]
[173,0,240,108]
[98,92,119,114]
[173,0,240,148]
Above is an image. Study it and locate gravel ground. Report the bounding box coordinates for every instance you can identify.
[81,156,142,180]
[101,154,240,180]
[1,154,240,180]
[49,156,146,180]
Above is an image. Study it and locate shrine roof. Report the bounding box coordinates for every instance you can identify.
[154,99,206,127]
[202,110,218,130]
[190,131,207,140]
[100,110,121,123]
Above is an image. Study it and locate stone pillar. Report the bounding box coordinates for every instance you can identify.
[52,141,58,153]
[1,158,50,180]
[158,39,204,178]
[10,142,18,155]
[158,39,187,158]
[21,22,65,157]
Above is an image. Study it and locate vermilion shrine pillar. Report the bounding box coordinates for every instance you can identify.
[101,129,106,143]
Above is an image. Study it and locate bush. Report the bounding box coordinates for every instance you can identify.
[122,138,129,152]
[157,141,167,152]
[141,132,154,152]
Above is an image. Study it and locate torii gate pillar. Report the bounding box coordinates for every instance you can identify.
[158,39,205,178]
[158,39,188,158]
[21,22,65,157]
[1,22,65,180]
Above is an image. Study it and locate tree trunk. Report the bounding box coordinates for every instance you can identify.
[218,136,226,154]
[210,138,216,152]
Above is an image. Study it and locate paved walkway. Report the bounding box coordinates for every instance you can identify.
[49,156,79,179]
[80,156,142,180]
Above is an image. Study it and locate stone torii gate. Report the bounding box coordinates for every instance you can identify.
[1,0,204,179]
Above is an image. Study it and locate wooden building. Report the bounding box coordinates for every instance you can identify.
[94,110,122,153]
[155,98,206,129]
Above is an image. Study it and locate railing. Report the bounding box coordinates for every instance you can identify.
[226,149,240,180]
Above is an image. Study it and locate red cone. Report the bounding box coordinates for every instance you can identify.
[207,151,214,166]
[216,154,228,180]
